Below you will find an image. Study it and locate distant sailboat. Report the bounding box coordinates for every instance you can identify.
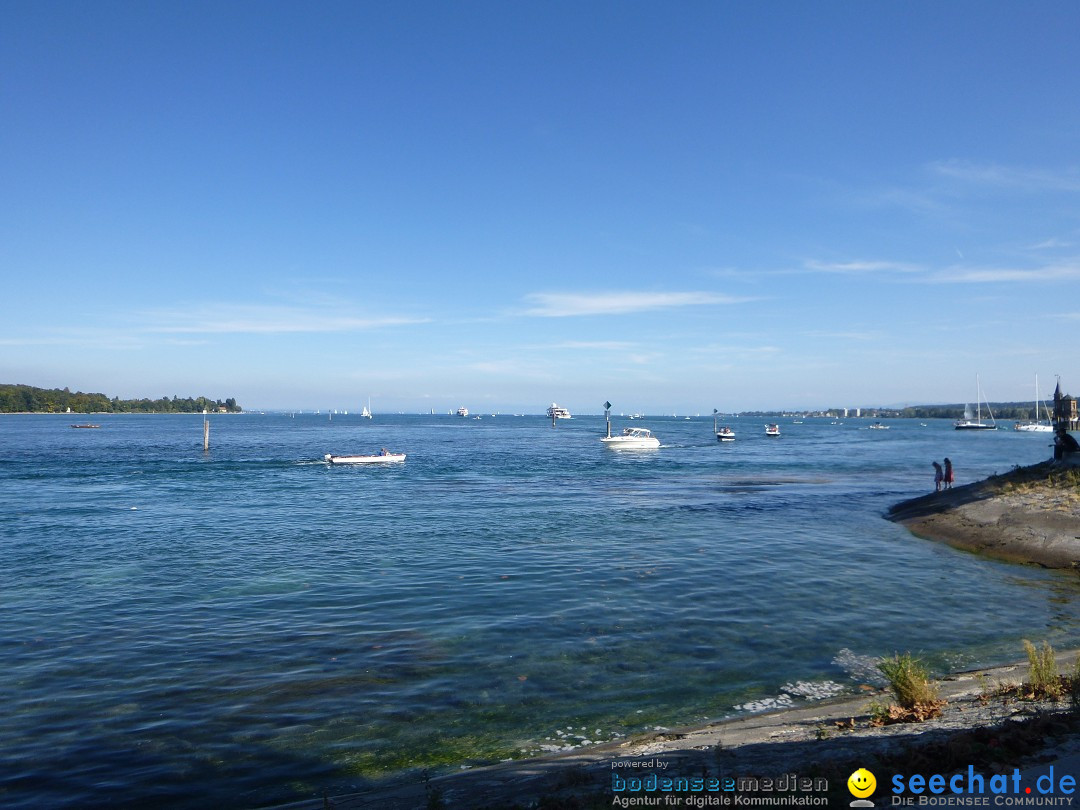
[362,398,373,419]
[955,375,997,431]
[1014,375,1053,432]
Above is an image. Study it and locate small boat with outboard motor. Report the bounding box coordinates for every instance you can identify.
[324,449,405,464]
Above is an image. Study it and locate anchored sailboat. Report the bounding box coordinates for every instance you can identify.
[1013,375,1053,432]
[955,375,997,431]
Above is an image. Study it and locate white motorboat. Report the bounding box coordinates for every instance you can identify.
[765,423,781,437]
[601,426,660,449]
[868,422,890,430]
[955,375,997,431]
[456,407,469,417]
[601,401,659,448]
[712,410,735,442]
[325,451,405,464]
[546,403,572,419]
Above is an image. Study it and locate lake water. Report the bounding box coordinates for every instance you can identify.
[1,413,1076,808]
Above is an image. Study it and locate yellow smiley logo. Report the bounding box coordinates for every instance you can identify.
[848,768,876,798]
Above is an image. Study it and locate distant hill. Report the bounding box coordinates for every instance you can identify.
[0,383,241,414]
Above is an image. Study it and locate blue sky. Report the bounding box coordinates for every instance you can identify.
[3,1,1079,413]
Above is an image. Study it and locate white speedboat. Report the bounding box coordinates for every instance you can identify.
[546,403,572,419]
[868,422,890,430]
[765,424,781,437]
[601,427,660,449]
[325,451,405,464]
[712,410,734,442]
[456,407,469,417]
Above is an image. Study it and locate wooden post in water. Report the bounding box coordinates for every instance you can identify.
[203,412,210,451]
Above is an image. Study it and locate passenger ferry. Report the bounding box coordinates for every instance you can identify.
[546,403,572,419]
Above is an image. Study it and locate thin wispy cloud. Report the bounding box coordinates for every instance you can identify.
[858,185,952,216]
[543,340,638,351]
[627,352,664,365]
[928,261,1080,284]
[807,256,1080,285]
[140,304,429,335]
[693,343,782,355]
[857,161,1080,217]
[466,360,550,376]
[930,160,1080,193]
[520,291,748,317]
[804,259,923,275]
[803,330,882,341]
[0,330,144,350]
[1030,237,1073,250]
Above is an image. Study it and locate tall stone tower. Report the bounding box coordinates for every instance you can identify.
[1053,379,1078,431]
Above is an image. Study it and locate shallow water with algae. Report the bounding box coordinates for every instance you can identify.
[1,413,1077,807]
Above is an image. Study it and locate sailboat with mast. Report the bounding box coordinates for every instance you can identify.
[1014,375,1053,432]
[955,375,997,431]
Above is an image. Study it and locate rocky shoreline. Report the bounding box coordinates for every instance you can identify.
[886,461,1080,571]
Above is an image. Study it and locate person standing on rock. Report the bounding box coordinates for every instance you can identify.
[933,461,944,492]
[943,458,954,489]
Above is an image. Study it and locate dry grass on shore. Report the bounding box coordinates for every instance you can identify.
[870,652,946,725]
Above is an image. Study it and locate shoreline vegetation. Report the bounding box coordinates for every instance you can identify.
[0,383,241,414]
[271,464,1080,809]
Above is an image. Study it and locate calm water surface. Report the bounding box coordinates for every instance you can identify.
[1,413,1077,808]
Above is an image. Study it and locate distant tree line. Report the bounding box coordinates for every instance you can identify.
[738,403,1049,420]
[897,403,1045,420]
[0,384,241,414]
